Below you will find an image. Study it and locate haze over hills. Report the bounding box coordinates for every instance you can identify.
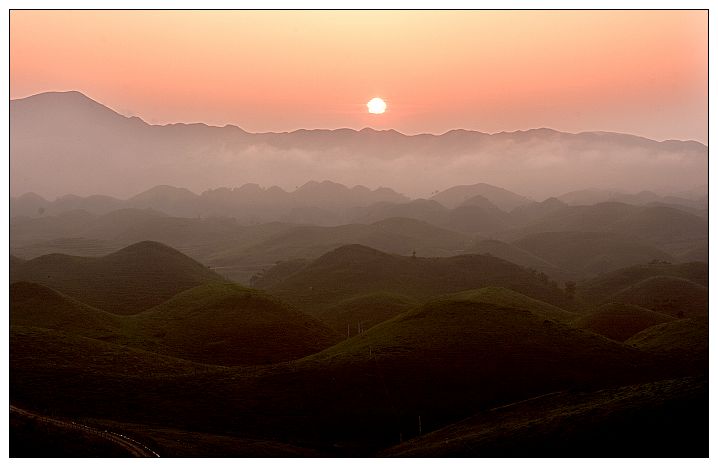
[10,91,707,200]
[8,94,708,458]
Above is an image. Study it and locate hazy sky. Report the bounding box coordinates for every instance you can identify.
[10,10,707,143]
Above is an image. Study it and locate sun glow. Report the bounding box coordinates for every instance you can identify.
[367,97,387,114]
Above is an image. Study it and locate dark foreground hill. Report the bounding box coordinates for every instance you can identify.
[11,293,660,454]
[381,376,707,457]
[10,241,222,314]
[10,282,123,339]
[10,281,339,367]
[574,303,675,342]
[259,244,575,313]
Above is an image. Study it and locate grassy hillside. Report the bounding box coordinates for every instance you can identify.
[608,276,708,318]
[573,302,675,342]
[513,231,674,278]
[578,261,707,305]
[380,376,707,457]
[446,287,578,324]
[264,244,575,313]
[10,241,222,314]
[10,325,213,379]
[11,281,339,367]
[626,318,708,372]
[11,295,659,453]
[10,282,123,339]
[132,283,340,365]
[315,292,418,336]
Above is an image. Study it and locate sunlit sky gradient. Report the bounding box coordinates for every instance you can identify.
[10,10,708,143]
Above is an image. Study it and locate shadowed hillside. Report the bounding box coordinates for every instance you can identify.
[380,376,707,457]
[574,303,675,342]
[513,231,674,278]
[10,241,222,314]
[608,276,708,318]
[259,244,575,313]
[131,283,340,366]
[511,202,707,258]
[11,295,661,454]
[11,281,339,367]
[578,261,708,305]
[315,292,418,336]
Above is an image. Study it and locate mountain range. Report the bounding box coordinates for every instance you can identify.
[10,91,707,200]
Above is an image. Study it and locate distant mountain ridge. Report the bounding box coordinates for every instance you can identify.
[11,91,707,200]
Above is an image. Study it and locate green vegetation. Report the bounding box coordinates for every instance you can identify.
[578,261,707,305]
[315,292,418,335]
[573,302,674,341]
[9,237,708,456]
[131,283,340,365]
[609,276,707,318]
[11,281,339,367]
[265,244,575,313]
[627,317,708,364]
[445,286,577,324]
[10,241,223,314]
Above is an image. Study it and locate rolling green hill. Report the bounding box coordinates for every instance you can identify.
[10,282,123,339]
[11,294,657,453]
[10,241,222,314]
[626,317,708,363]
[573,302,675,342]
[578,261,707,305]
[11,281,340,367]
[131,283,340,366]
[315,292,418,336]
[446,287,578,324]
[264,244,575,313]
[608,276,708,318]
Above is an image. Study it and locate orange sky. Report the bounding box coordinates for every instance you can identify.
[10,10,708,143]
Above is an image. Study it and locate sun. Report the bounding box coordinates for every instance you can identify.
[367,97,387,114]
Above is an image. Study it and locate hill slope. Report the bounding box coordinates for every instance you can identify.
[132,283,340,365]
[381,377,707,457]
[513,231,674,278]
[430,182,532,211]
[608,276,708,318]
[10,241,222,314]
[10,282,123,338]
[315,292,418,336]
[262,244,574,312]
[578,261,708,305]
[574,303,675,342]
